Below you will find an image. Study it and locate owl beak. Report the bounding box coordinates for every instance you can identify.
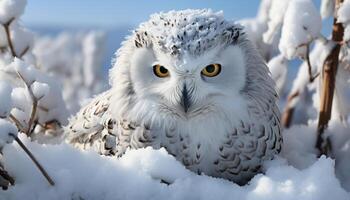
[180,84,191,113]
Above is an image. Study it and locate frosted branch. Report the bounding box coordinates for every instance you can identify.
[16,71,38,137]
[2,17,16,57]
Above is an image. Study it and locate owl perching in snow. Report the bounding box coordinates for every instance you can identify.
[66,9,282,185]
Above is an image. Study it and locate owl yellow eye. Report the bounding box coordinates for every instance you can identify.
[153,64,169,78]
[201,64,221,77]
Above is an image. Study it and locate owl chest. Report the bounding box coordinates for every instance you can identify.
[158,122,233,173]
[115,118,265,180]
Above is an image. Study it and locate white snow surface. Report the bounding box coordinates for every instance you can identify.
[0,0,26,24]
[0,118,17,147]
[0,81,13,118]
[279,0,322,60]
[282,121,350,191]
[0,126,349,200]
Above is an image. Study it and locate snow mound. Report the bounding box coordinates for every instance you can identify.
[0,118,17,147]
[0,134,349,200]
[0,0,26,23]
[279,0,321,59]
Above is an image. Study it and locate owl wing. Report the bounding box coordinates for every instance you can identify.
[65,90,119,155]
[66,90,155,156]
[214,92,282,184]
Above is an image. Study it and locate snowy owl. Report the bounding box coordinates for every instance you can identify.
[66,9,282,185]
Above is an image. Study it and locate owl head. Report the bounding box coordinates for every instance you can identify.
[109,9,275,126]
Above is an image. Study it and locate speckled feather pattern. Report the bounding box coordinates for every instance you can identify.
[66,9,282,185]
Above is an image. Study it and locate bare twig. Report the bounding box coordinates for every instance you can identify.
[316,0,344,156]
[2,18,17,57]
[38,105,49,112]
[26,100,38,137]
[29,120,39,135]
[19,46,30,58]
[305,44,320,82]
[9,133,55,186]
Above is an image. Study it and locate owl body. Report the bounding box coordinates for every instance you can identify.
[67,9,282,185]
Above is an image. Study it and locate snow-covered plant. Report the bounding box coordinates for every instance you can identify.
[278,0,322,61]
[239,0,276,61]
[0,0,68,189]
[241,0,350,156]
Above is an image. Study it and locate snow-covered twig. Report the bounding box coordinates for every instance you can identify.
[2,18,30,59]
[9,133,55,186]
[2,17,16,57]
[16,71,38,136]
[9,114,25,132]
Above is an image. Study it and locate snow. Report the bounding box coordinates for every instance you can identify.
[0,26,7,48]
[0,133,349,200]
[0,58,69,127]
[10,57,36,83]
[0,0,27,24]
[267,54,288,96]
[278,0,322,60]
[333,60,350,121]
[263,0,290,44]
[320,0,334,19]
[31,81,50,100]
[337,1,350,25]
[337,0,350,41]
[0,118,17,147]
[282,120,350,192]
[11,87,31,122]
[0,81,13,118]
[9,22,34,57]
